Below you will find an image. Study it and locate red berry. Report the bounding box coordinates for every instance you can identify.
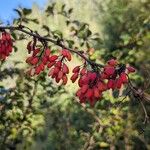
[62,63,69,74]
[72,66,80,73]
[120,72,128,83]
[81,85,89,93]
[107,79,115,89]
[49,55,58,62]
[62,75,68,85]
[80,68,86,75]
[45,48,51,56]
[86,89,93,98]
[107,59,118,66]
[47,62,56,68]
[58,71,63,80]
[104,66,115,76]
[70,73,78,83]
[127,66,135,73]
[31,57,39,65]
[94,87,100,98]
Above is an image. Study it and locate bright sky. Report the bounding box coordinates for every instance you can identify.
[0,0,47,23]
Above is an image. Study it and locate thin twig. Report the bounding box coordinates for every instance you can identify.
[0,25,103,67]
[139,98,149,124]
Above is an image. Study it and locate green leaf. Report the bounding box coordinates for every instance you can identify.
[30,19,39,24]
[14,9,22,17]
[68,8,73,14]
[22,8,32,15]
[86,29,92,37]
[61,4,66,12]
[42,25,50,33]
[66,40,74,48]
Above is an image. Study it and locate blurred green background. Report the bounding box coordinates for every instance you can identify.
[0,0,150,149]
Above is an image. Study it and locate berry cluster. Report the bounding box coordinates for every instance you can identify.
[102,59,135,90]
[0,31,13,60]
[72,67,107,106]
[26,41,51,75]
[26,41,71,85]
[70,59,135,106]
[48,49,71,85]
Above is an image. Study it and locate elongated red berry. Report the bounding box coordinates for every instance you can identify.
[94,87,100,98]
[86,89,93,98]
[107,79,115,89]
[62,75,68,85]
[120,72,128,83]
[31,57,39,65]
[58,71,63,80]
[80,68,86,75]
[72,66,80,73]
[71,73,78,83]
[45,48,51,56]
[107,59,118,66]
[55,61,62,68]
[127,66,135,73]
[62,63,69,74]
[47,62,56,68]
[49,55,58,62]
[104,66,115,76]
[81,85,89,93]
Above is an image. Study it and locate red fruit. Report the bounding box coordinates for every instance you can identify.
[89,97,97,107]
[58,71,63,80]
[39,63,45,71]
[127,66,135,73]
[101,73,109,79]
[31,57,39,65]
[115,78,122,89]
[62,75,68,85]
[55,61,62,68]
[80,68,86,75]
[26,57,33,64]
[120,72,128,83]
[79,95,86,103]
[66,51,71,61]
[62,49,72,61]
[53,67,60,75]
[70,73,78,83]
[42,56,48,65]
[81,85,89,93]
[81,75,89,84]
[62,49,67,57]
[97,82,107,91]
[107,79,115,89]
[35,66,41,75]
[48,68,54,76]
[72,66,80,73]
[55,76,61,83]
[104,66,115,76]
[62,63,69,74]
[89,72,97,81]
[107,59,118,66]
[94,87,100,98]
[45,48,51,56]
[78,78,84,87]
[49,55,58,62]
[76,89,82,97]
[86,89,93,98]
[33,48,40,56]
[47,62,56,68]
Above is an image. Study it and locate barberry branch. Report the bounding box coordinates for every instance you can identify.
[0,25,103,67]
